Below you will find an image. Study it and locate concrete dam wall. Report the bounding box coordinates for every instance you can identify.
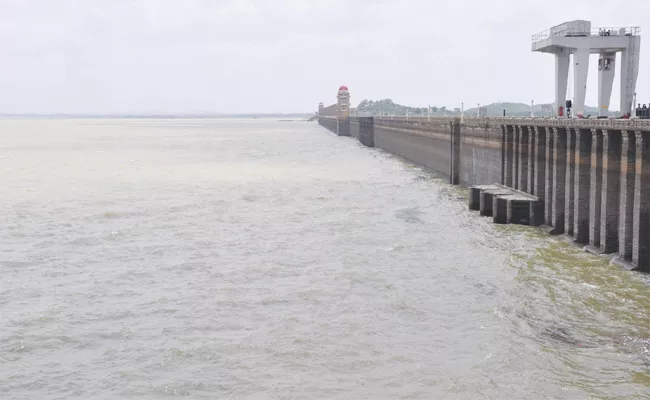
[370,118,502,186]
[318,116,349,137]
[318,115,650,273]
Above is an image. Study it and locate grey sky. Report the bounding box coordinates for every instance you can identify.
[1,0,649,114]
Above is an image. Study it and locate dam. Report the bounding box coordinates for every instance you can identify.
[317,20,650,273]
[318,92,650,273]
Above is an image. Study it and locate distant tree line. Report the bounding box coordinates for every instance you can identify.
[354,99,615,117]
[355,99,446,115]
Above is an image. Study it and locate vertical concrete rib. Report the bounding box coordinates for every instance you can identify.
[518,126,529,191]
[514,126,521,189]
[618,131,636,260]
[501,126,506,185]
[533,126,546,200]
[574,129,592,244]
[589,129,604,248]
[551,127,567,233]
[504,125,514,187]
[450,119,461,185]
[564,128,576,236]
[527,126,536,194]
[600,130,622,253]
[545,129,555,226]
[632,131,650,272]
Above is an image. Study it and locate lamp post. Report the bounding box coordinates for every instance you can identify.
[531,100,535,117]
[461,102,464,123]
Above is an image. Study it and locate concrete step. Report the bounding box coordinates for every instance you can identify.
[469,183,542,226]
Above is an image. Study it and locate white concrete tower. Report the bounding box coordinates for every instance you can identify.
[337,86,350,118]
[532,20,640,117]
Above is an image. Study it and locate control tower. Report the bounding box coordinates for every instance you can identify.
[337,86,350,118]
[532,20,640,117]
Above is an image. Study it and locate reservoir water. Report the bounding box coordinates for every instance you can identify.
[1,118,649,399]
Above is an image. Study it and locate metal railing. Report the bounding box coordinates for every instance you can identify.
[369,115,650,131]
[532,26,640,43]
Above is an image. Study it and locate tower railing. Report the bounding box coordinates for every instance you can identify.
[532,26,640,44]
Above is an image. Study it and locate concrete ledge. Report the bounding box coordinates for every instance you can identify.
[469,184,500,210]
[481,189,512,216]
[505,195,536,225]
[470,183,541,226]
[611,256,642,271]
[584,244,607,255]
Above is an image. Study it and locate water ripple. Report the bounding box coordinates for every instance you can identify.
[1,118,649,399]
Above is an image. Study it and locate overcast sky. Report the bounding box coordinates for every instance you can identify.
[1,0,649,114]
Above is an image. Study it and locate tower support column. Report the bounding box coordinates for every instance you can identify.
[598,53,616,117]
[555,51,570,118]
[573,48,590,117]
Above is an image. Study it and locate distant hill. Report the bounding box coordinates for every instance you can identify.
[354,99,616,117]
[463,102,616,117]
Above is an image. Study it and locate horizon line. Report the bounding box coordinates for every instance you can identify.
[0,112,315,118]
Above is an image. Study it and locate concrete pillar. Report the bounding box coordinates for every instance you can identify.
[620,37,641,116]
[632,132,650,272]
[618,131,636,261]
[533,126,546,199]
[449,118,461,185]
[517,126,528,191]
[589,129,604,249]
[481,189,511,216]
[597,53,616,117]
[551,127,567,233]
[517,126,528,192]
[527,126,536,194]
[555,51,570,118]
[600,130,622,253]
[564,128,577,236]
[574,128,592,244]
[469,187,481,210]
[493,196,508,224]
[514,126,520,189]
[544,129,555,225]
[504,125,515,187]
[573,49,590,117]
